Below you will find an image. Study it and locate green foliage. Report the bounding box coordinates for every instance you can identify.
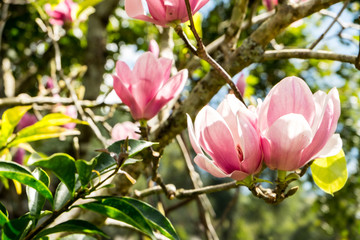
[0,202,9,227]
[29,153,77,196]
[311,150,348,195]
[75,159,96,187]
[26,168,50,218]
[0,161,53,203]
[78,197,179,240]
[34,220,109,239]
[2,215,33,240]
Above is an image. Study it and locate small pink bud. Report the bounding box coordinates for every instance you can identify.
[45,0,77,26]
[17,113,37,131]
[111,121,140,141]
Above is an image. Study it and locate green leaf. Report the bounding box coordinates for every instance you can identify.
[93,139,156,174]
[29,153,76,196]
[0,106,32,147]
[2,215,33,240]
[121,197,179,240]
[54,176,81,211]
[8,126,80,147]
[311,149,348,195]
[77,198,155,239]
[26,168,50,217]
[0,202,9,226]
[75,159,96,187]
[76,0,103,18]
[34,220,109,239]
[0,161,53,203]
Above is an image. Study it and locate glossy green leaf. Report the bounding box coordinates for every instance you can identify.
[0,106,32,147]
[0,202,9,226]
[26,168,50,217]
[93,139,156,174]
[121,197,179,240]
[0,161,53,203]
[34,219,109,239]
[8,126,80,147]
[54,176,81,211]
[75,159,96,187]
[29,153,76,196]
[2,215,33,240]
[77,198,155,239]
[311,149,348,195]
[76,0,103,18]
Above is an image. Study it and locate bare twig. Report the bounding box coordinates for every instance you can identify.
[262,49,357,64]
[0,3,9,52]
[309,0,349,49]
[179,0,246,104]
[176,134,218,240]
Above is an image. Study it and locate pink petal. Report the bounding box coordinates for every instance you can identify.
[132,52,165,108]
[314,134,342,159]
[147,0,167,21]
[187,114,203,155]
[235,73,246,96]
[115,60,135,87]
[230,170,251,181]
[236,112,262,173]
[125,0,165,26]
[263,113,313,171]
[300,88,340,164]
[111,121,140,141]
[194,154,229,178]
[148,39,160,58]
[197,106,241,174]
[158,57,173,82]
[113,75,143,120]
[259,76,316,132]
[164,0,187,22]
[191,0,210,13]
[143,69,188,119]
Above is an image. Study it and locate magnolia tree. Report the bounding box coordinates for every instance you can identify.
[0,0,359,239]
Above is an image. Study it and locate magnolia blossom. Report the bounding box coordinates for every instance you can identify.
[258,77,341,171]
[17,113,37,131]
[125,0,209,27]
[111,121,140,142]
[113,52,188,120]
[148,39,160,58]
[263,0,278,11]
[45,0,77,26]
[187,94,262,181]
[235,73,246,96]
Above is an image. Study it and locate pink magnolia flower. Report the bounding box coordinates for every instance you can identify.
[113,52,188,120]
[13,148,26,165]
[148,39,160,58]
[263,0,278,11]
[125,0,209,27]
[111,121,140,141]
[235,73,246,96]
[258,76,342,171]
[187,94,262,181]
[45,0,77,26]
[17,113,37,131]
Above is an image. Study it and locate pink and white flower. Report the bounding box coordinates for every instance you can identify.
[113,52,188,120]
[111,121,140,142]
[45,0,77,26]
[258,76,341,171]
[187,94,262,181]
[125,0,209,27]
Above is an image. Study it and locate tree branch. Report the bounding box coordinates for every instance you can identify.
[261,49,357,64]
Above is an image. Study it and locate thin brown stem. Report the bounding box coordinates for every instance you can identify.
[309,0,349,49]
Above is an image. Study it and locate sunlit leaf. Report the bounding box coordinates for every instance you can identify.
[0,202,9,226]
[75,159,96,187]
[29,153,76,196]
[76,0,103,18]
[2,215,33,240]
[0,106,32,147]
[0,161,53,203]
[27,168,50,217]
[77,197,155,239]
[34,219,109,239]
[121,197,179,240]
[311,149,348,195]
[93,139,156,174]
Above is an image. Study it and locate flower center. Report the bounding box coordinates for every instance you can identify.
[236,144,244,163]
